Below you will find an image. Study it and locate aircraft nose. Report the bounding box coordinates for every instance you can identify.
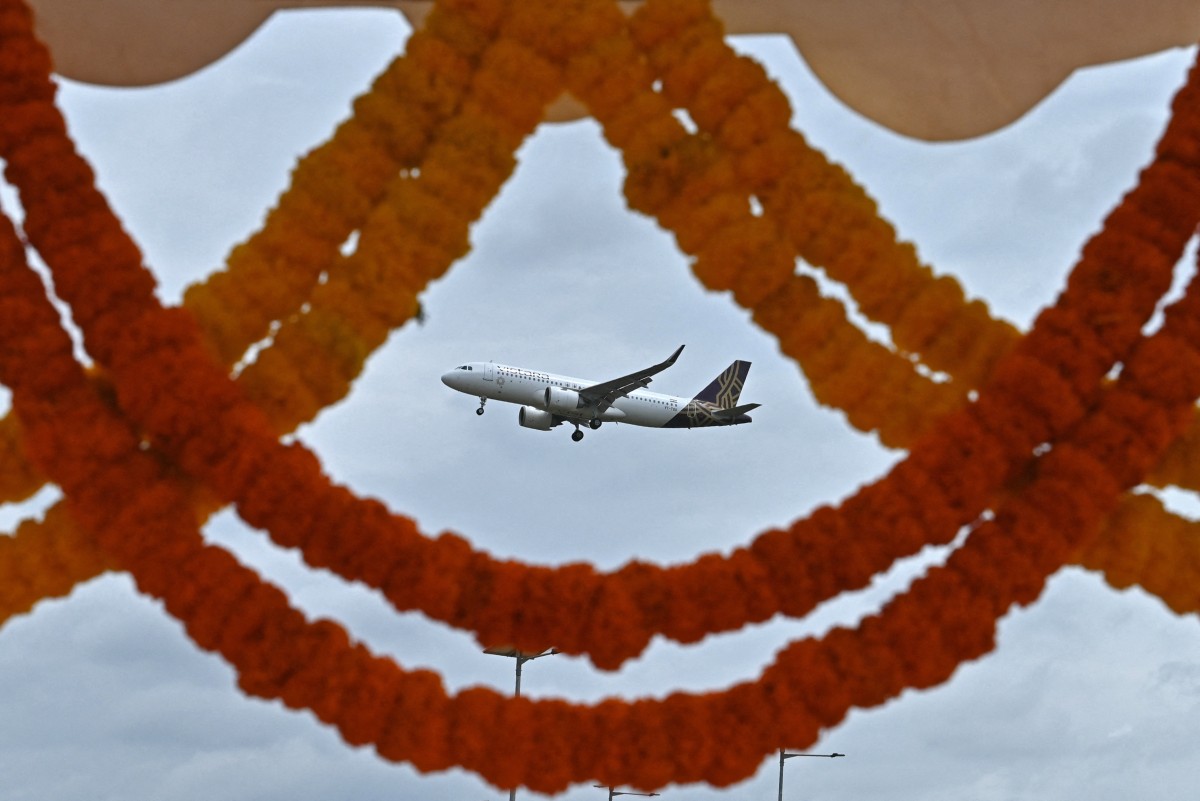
[441,370,464,390]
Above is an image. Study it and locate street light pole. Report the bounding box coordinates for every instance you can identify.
[484,647,557,801]
[777,750,844,801]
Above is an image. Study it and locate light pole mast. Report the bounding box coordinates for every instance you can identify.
[484,647,556,801]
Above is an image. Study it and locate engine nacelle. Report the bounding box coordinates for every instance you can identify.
[544,386,583,413]
[518,406,555,431]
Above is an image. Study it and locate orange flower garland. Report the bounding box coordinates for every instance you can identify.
[0,0,1190,661]
[6,0,1200,673]
[1073,491,1200,614]
[0,412,42,503]
[0,0,514,608]
[236,28,565,429]
[0,505,111,626]
[1146,408,1200,489]
[628,0,1022,388]
[6,141,1200,791]
[0,0,557,606]
[627,0,1021,390]
[5,0,1200,793]
[183,0,503,367]
[624,0,1200,609]
[9,0,1180,642]
[548,0,967,450]
[630,1,1200,588]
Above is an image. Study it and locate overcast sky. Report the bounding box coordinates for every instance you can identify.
[2,8,1200,801]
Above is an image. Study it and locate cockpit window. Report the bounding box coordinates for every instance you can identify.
[457,365,468,370]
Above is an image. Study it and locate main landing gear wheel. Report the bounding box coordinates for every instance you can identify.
[571,429,584,442]
[476,398,486,415]
[588,419,602,430]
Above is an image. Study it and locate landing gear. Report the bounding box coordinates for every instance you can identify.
[571,428,584,443]
[588,419,602,430]
[476,397,486,416]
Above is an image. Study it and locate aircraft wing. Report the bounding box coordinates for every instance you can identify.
[579,345,684,412]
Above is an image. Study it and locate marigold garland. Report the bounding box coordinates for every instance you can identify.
[626,0,1021,390]
[6,0,1200,672]
[0,0,1195,676]
[623,0,1200,509]
[183,0,505,368]
[5,0,1200,793]
[1074,491,1200,614]
[4,0,950,661]
[237,30,565,429]
[0,505,112,625]
[6,170,1200,791]
[0,0,512,591]
[0,412,42,503]
[0,0,555,597]
[552,0,963,449]
[238,0,1200,610]
[1146,407,1200,489]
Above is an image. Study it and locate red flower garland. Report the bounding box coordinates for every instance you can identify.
[5,0,1200,793]
[5,0,1200,676]
[0,412,43,503]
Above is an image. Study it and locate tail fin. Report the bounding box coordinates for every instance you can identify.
[692,360,751,408]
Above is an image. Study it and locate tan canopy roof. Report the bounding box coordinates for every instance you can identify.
[25,0,1200,140]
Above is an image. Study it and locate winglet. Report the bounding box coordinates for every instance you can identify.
[576,345,686,410]
[644,345,684,386]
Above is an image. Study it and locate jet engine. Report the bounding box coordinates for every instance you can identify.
[518,406,555,431]
[544,386,583,413]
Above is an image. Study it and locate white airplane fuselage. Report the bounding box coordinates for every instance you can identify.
[443,361,685,427]
[442,347,758,442]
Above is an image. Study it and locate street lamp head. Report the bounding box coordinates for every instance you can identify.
[777,749,845,801]
[781,750,846,760]
[594,786,660,798]
[484,645,554,657]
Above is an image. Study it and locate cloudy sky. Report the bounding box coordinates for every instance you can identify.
[2,7,1200,801]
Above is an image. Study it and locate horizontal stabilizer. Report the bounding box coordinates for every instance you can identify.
[714,402,760,420]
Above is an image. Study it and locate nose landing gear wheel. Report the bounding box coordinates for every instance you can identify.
[571,429,584,442]
[476,398,486,415]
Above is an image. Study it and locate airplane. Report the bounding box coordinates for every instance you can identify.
[440,345,760,442]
